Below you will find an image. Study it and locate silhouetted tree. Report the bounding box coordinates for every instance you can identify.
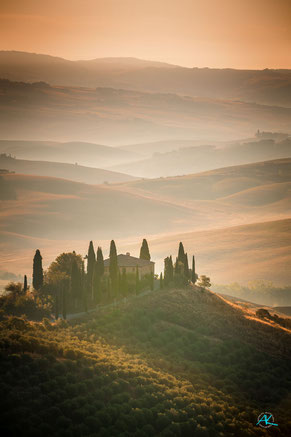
[92,247,105,304]
[96,247,104,277]
[106,277,112,302]
[48,252,83,278]
[184,253,189,278]
[47,251,83,314]
[109,240,118,298]
[164,256,174,286]
[140,239,151,260]
[81,262,87,311]
[191,255,196,283]
[178,242,185,263]
[174,256,180,275]
[23,275,28,293]
[33,249,43,291]
[86,241,96,299]
[169,256,174,281]
[198,275,211,289]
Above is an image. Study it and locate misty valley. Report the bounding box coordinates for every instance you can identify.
[0,48,291,436]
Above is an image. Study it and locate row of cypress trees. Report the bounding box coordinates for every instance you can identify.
[31,239,197,317]
[82,238,152,303]
[31,239,153,317]
[162,242,196,288]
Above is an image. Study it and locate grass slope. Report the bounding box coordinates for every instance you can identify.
[121,158,291,202]
[0,173,195,239]
[0,286,290,435]
[141,219,291,285]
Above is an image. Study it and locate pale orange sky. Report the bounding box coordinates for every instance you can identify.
[1,0,291,68]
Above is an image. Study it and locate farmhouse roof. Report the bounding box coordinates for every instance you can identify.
[104,254,154,267]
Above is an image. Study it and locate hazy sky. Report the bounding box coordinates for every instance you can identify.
[1,0,291,68]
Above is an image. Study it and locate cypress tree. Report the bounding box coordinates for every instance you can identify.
[164,257,169,286]
[23,275,28,293]
[92,247,104,304]
[107,277,111,302]
[139,238,151,260]
[96,247,104,277]
[174,256,180,275]
[164,256,174,286]
[178,242,185,263]
[33,249,43,291]
[192,255,196,283]
[169,256,174,282]
[184,252,189,278]
[86,241,96,299]
[109,240,118,298]
[81,261,87,312]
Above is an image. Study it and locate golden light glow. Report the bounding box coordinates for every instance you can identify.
[1,0,291,68]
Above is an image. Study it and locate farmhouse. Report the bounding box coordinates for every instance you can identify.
[104,252,154,279]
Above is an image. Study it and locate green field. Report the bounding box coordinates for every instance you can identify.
[1,285,290,436]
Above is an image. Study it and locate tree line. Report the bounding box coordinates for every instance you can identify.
[2,238,210,321]
[162,242,210,290]
[31,239,154,319]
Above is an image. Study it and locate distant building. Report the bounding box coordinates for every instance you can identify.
[104,253,154,278]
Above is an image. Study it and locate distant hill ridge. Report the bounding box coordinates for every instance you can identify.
[1,78,291,144]
[1,51,291,107]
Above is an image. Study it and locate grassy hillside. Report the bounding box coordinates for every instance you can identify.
[1,79,291,145]
[2,51,291,107]
[0,173,196,240]
[0,160,290,285]
[121,158,291,202]
[0,285,290,435]
[138,219,291,285]
[0,155,137,185]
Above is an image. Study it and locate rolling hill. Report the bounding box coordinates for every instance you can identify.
[2,51,291,107]
[139,218,291,285]
[109,140,291,178]
[1,78,291,145]
[1,285,291,435]
[0,154,137,185]
[0,173,196,240]
[118,139,221,158]
[120,158,291,203]
[0,165,290,286]
[0,157,291,285]
[0,139,140,168]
